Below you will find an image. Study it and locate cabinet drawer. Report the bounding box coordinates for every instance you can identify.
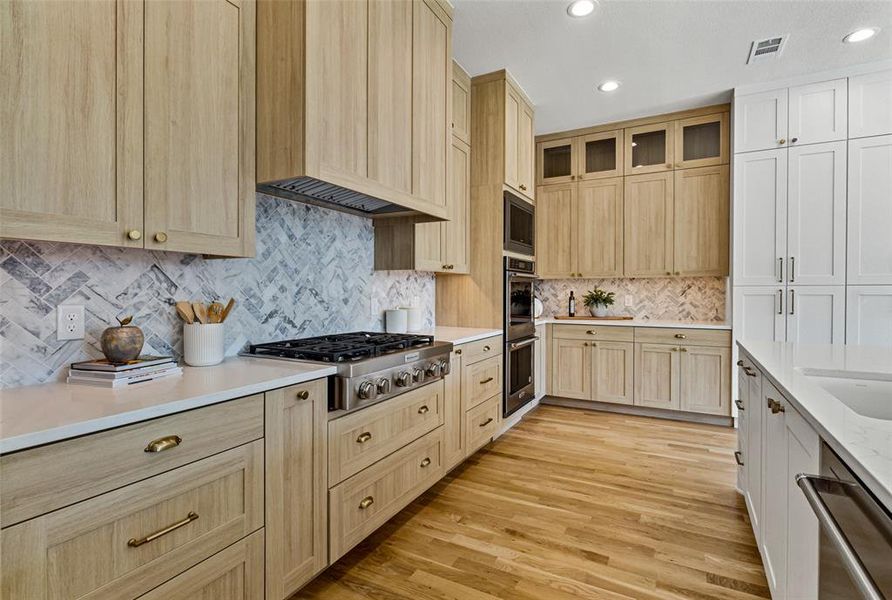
[459,335,503,365]
[552,324,634,342]
[136,529,264,600]
[328,380,444,485]
[1,394,264,528]
[329,427,444,561]
[462,354,502,410]
[466,395,500,455]
[633,327,730,347]
[1,441,264,600]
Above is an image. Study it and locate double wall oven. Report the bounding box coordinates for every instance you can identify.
[504,256,537,417]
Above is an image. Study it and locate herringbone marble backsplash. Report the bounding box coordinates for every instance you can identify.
[0,194,434,388]
[537,277,727,322]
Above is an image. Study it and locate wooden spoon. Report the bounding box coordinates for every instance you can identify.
[175,301,194,324]
[192,302,209,324]
[208,301,225,324]
[220,298,236,322]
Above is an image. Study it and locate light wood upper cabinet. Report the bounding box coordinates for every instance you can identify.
[579,130,624,180]
[674,113,728,169]
[452,61,472,145]
[734,88,788,153]
[673,165,729,276]
[624,172,675,277]
[624,121,674,175]
[634,343,680,410]
[265,381,328,599]
[536,183,576,278]
[679,345,730,415]
[788,78,847,146]
[144,0,255,256]
[517,102,535,200]
[576,178,624,277]
[0,0,255,256]
[505,82,535,201]
[538,138,576,185]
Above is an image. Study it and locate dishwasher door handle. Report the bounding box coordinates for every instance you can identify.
[796,474,884,600]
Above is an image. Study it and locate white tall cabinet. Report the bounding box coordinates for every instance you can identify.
[733,66,892,351]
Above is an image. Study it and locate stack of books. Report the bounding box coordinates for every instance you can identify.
[67,356,182,388]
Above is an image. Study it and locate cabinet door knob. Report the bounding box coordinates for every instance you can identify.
[154,232,168,243]
[791,137,798,143]
[483,345,491,352]
[570,175,576,180]
[665,271,671,276]
[127,229,142,241]
[296,390,310,400]
[674,271,680,275]
[779,138,786,144]
[455,349,462,355]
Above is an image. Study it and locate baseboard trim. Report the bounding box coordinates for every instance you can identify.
[541,396,734,427]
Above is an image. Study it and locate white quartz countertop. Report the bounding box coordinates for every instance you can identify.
[535,317,731,330]
[738,340,892,510]
[428,326,502,345]
[0,357,336,454]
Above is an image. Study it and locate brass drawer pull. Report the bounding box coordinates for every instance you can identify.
[735,399,745,411]
[768,398,785,414]
[736,359,744,367]
[483,345,491,352]
[455,349,462,355]
[128,511,198,547]
[586,330,596,335]
[674,333,686,339]
[479,377,494,385]
[420,457,432,468]
[356,432,372,444]
[144,435,182,453]
[418,405,430,415]
[359,496,374,510]
[743,366,756,377]
[479,417,494,427]
[296,389,310,400]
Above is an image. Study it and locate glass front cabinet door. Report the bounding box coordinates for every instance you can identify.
[537,137,575,185]
[674,113,729,169]
[577,130,623,180]
[624,122,674,175]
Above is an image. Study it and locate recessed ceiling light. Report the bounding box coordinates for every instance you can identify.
[567,0,596,18]
[843,27,878,43]
[598,80,620,92]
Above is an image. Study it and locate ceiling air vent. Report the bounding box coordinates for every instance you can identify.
[747,35,787,64]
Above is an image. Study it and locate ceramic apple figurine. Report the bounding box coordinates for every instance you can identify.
[100,315,145,363]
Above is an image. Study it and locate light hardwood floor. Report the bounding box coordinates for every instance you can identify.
[298,405,769,600]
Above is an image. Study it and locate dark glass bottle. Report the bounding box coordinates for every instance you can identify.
[568,291,576,317]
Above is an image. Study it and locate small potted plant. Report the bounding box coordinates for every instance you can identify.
[582,288,615,318]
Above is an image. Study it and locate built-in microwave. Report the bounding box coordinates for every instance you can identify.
[504,191,534,256]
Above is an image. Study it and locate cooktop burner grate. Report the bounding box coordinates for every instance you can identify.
[247,332,434,363]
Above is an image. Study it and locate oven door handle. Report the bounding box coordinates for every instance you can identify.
[507,272,538,280]
[509,337,539,350]
[796,474,884,600]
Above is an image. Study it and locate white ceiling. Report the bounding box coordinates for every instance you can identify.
[452,0,892,134]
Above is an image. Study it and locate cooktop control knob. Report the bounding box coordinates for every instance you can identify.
[412,367,425,383]
[376,377,391,395]
[395,371,412,387]
[438,359,449,375]
[426,363,441,378]
[357,381,376,400]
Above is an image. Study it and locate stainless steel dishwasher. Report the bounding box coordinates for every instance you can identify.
[797,443,892,599]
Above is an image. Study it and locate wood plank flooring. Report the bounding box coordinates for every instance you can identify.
[297,406,769,600]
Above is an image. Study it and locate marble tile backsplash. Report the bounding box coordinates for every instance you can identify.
[536,277,727,322]
[0,194,435,388]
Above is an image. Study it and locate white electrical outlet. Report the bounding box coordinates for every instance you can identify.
[57,305,85,341]
[624,295,634,308]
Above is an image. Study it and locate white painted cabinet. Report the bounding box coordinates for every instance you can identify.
[733,149,787,286]
[786,286,845,344]
[788,79,847,145]
[733,286,786,343]
[760,377,787,598]
[847,135,892,285]
[787,142,846,285]
[784,404,820,600]
[846,286,892,347]
[734,88,788,153]
[741,358,763,545]
[849,69,892,138]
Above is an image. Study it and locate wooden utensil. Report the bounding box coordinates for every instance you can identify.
[220,298,235,322]
[208,301,224,324]
[175,301,195,324]
[192,302,208,324]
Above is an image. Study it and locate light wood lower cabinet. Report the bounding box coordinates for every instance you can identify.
[551,338,591,400]
[591,341,634,406]
[679,345,730,415]
[137,530,265,600]
[465,395,501,455]
[634,343,680,410]
[462,354,503,410]
[265,381,327,599]
[443,347,465,470]
[550,332,633,405]
[1,442,264,599]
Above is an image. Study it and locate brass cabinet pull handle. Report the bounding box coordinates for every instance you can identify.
[767,398,785,414]
[674,333,686,339]
[418,405,430,414]
[479,417,494,427]
[734,451,744,467]
[743,366,756,377]
[359,496,374,510]
[356,432,372,444]
[128,511,198,547]
[296,390,310,400]
[519,184,527,191]
[144,435,182,453]
[483,345,491,352]
[480,377,494,385]
[736,359,744,367]
[586,330,596,335]
[679,347,688,352]
[127,229,142,241]
[420,457,432,468]
[735,399,745,411]
[455,349,462,355]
